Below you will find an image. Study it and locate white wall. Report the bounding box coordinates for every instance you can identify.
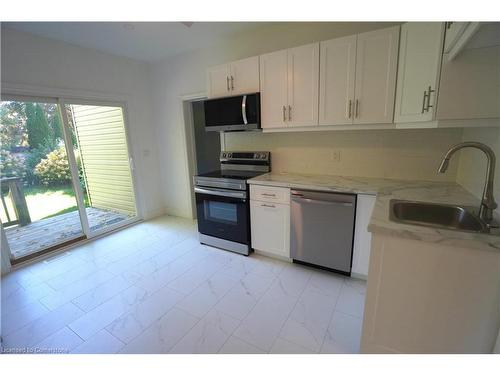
[457,127,500,216]
[1,28,164,219]
[224,128,463,181]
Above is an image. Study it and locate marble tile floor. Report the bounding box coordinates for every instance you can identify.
[1,215,366,354]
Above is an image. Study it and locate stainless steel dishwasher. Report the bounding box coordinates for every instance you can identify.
[290,189,356,275]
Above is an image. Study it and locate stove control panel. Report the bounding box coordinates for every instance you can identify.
[220,151,270,163]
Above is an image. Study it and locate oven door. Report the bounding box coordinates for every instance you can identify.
[194,186,249,244]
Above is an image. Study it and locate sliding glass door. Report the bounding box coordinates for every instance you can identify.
[0,95,138,261]
[0,99,84,260]
[64,102,137,236]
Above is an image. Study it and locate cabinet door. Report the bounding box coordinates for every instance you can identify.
[207,63,230,99]
[230,56,260,95]
[352,194,376,278]
[250,200,290,258]
[259,50,288,129]
[287,43,320,127]
[354,26,400,124]
[394,23,445,123]
[319,35,356,126]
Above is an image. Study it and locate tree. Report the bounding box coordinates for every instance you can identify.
[0,101,27,150]
[25,103,52,149]
[49,110,63,142]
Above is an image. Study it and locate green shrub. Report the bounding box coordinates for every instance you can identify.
[0,149,26,179]
[34,146,72,186]
[24,141,55,185]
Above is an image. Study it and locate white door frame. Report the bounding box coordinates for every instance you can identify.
[58,98,91,236]
[180,92,207,219]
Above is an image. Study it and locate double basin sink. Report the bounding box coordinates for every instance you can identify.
[390,200,490,233]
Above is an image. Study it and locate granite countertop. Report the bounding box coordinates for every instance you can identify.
[248,172,500,252]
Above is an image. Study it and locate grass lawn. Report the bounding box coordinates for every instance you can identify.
[1,184,89,223]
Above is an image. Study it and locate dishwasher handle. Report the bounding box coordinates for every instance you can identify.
[292,195,354,207]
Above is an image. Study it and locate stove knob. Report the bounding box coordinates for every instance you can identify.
[222,153,227,158]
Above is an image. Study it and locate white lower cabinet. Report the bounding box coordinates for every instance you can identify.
[250,186,290,258]
[352,194,376,278]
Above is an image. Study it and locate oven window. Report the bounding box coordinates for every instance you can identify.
[204,201,238,224]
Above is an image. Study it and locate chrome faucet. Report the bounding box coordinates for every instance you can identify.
[438,142,497,223]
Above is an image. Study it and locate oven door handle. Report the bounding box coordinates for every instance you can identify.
[194,187,247,199]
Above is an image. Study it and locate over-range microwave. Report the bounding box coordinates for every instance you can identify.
[204,93,260,132]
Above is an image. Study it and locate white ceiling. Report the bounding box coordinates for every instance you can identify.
[2,22,274,62]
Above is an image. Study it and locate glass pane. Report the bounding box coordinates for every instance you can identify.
[0,100,84,260]
[204,201,237,224]
[65,104,137,233]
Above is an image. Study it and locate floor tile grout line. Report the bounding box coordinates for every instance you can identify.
[225,262,285,350]
[318,278,346,353]
[102,286,190,345]
[164,305,205,353]
[67,240,204,317]
[265,268,314,353]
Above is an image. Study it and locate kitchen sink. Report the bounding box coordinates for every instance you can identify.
[389,200,489,233]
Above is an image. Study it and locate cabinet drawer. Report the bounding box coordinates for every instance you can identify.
[250,185,290,204]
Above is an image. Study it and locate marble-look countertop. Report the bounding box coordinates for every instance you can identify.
[247,173,500,252]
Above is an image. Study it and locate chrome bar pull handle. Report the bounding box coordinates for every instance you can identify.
[283,105,286,122]
[226,76,230,91]
[288,105,292,121]
[231,75,234,91]
[348,99,352,119]
[355,99,359,118]
[426,86,435,112]
[421,90,428,113]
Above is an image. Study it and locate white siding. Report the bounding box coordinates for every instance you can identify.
[71,105,136,216]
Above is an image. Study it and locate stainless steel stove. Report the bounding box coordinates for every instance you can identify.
[193,151,270,255]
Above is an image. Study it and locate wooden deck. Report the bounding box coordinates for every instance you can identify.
[5,207,131,260]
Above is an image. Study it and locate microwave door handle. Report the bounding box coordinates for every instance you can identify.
[241,95,248,125]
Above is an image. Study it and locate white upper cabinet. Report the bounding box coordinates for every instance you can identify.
[394,23,445,123]
[319,35,357,126]
[229,56,260,96]
[207,63,231,98]
[260,43,320,129]
[260,49,288,129]
[286,43,320,127]
[206,56,259,98]
[353,26,400,124]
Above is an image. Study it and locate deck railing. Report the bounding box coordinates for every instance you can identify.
[0,177,31,227]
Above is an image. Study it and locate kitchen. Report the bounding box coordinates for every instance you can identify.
[189,21,499,354]
[0,5,499,372]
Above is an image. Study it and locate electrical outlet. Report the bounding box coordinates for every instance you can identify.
[331,150,341,162]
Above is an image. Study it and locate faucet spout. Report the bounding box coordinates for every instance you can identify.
[438,142,497,223]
